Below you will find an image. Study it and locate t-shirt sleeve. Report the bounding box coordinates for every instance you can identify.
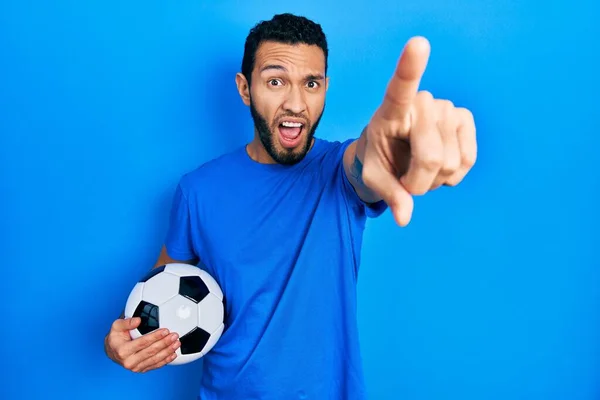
[336,139,388,218]
[164,179,198,261]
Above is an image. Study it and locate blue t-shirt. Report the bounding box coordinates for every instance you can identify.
[164,137,387,400]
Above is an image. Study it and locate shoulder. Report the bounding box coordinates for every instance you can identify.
[177,145,246,195]
[312,137,354,159]
[315,137,354,151]
[309,137,356,170]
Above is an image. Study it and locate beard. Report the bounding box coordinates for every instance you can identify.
[249,97,324,166]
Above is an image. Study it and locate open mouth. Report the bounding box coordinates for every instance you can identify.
[277,120,305,149]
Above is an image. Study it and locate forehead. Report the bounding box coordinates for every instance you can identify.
[254,41,326,75]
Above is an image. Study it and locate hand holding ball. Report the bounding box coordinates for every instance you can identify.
[123,263,225,366]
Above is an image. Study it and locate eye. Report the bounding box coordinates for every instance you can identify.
[306,81,319,89]
[268,79,283,86]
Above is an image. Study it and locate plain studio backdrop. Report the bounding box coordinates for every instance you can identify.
[1,1,598,399]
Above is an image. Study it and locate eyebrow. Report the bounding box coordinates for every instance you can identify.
[260,64,325,80]
[260,64,287,73]
[306,73,325,81]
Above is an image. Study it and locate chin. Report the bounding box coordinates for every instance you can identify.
[276,137,314,165]
[277,133,307,152]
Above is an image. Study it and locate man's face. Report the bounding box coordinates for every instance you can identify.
[246,41,328,165]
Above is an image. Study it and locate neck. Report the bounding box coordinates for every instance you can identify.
[246,133,277,164]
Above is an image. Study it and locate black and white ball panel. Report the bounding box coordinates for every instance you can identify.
[142,269,180,305]
[139,265,165,282]
[178,326,211,356]
[197,292,224,334]
[133,301,160,335]
[124,263,225,365]
[179,275,210,303]
[164,262,224,300]
[201,323,224,355]
[198,268,223,301]
[160,295,198,336]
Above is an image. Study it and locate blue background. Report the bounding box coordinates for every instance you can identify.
[1,1,598,399]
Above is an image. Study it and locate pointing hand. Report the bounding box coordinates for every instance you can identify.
[362,37,477,226]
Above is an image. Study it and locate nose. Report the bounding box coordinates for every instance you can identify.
[282,85,307,115]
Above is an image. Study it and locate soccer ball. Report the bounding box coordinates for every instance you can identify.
[123,262,225,365]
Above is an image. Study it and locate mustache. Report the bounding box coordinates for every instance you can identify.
[275,113,309,125]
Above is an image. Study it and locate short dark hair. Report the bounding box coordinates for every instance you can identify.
[241,13,328,86]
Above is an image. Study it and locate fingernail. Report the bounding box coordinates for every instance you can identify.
[170,333,178,341]
[162,329,169,336]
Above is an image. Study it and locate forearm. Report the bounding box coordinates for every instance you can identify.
[344,126,383,204]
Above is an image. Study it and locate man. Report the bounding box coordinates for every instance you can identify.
[104,13,476,400]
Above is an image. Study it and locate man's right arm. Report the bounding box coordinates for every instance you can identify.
[153,244,199,269]
[106,178,199,372]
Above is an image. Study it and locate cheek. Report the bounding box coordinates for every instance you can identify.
[253,90,282,124]
[308,97,325,121]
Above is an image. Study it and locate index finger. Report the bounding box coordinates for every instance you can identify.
[124,328,171,356]
[379,36,431,121]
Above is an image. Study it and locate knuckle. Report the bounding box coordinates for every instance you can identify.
[445,177,460,187]
[417,151,443,170]
[158,352,173,365]
[405,183,428,196]
[461,151,477,168]
[418,90,434,101]
[437,99,454,113]
[142,333,154,344]
[141,335,157,348]
[116,348,127,360]
[445,172,465,186]
[164,333,178,344]
[442,156,461,174]
[149,351,162,364]
[105,337,116,350]
[148,346,161,358]
[457,107,474,123]
[123,359,135,370]
[410,188,427,196]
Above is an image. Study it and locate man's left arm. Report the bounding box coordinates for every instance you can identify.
[342,129,382,205]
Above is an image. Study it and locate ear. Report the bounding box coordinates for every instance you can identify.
[325,76,330,92]
[235,73,251,106]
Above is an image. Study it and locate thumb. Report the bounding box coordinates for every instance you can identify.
[112,316,140,332]
[128,317,141,329]
[362,162,414,227]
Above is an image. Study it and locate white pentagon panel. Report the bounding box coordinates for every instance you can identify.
[202,323,224,355]
[159,295,199,337]
[198,269,223,300]
[124,282,144,319]
[197,293,224,334]
[164,262,201,277]
[142,271,179,305]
